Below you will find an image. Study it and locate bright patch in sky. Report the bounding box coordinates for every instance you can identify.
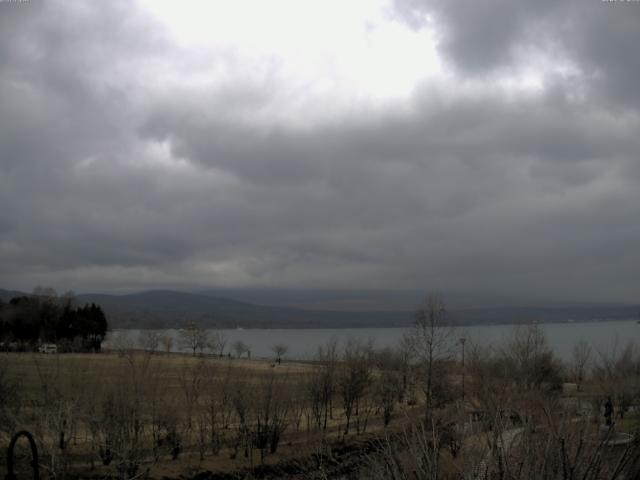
[138,0,442,101]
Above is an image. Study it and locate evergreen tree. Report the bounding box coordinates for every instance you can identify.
[0,293,108,352]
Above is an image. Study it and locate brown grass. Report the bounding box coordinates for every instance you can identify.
[0,351,402,479]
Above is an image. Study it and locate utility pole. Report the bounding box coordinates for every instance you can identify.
[460,337,466,402]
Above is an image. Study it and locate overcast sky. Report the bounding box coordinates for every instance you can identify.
[1,0,639,302]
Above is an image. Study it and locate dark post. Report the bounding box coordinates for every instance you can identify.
[6,430,39,480]
[604,396,614,427]
[460,337,466,402]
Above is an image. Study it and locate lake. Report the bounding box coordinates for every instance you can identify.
[105,319,640,362]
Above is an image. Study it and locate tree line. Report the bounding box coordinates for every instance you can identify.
[0,287,108,352]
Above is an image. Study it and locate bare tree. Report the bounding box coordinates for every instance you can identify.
[505,324,561,392]
[200,361,230,456]
[271,344,288,364]
[339,338,373,435]
[179,321,209,356]
[229,371,252,460]
[288,380,307,433]
[371,349,403,427]
[571,339,592,389]
[407,293,455,409]
[306,369,326,431]
[177,359,206,431]
[309,338,339,430]
[207,331,227,357]
[146,361,168,462]
[364,408,640,480]
[91,351,157,479]
[252,371,291,463]
[395,336,414,403]
[593,340,640,420]
[159,334,173,354]
[138,330,160,354]
[232,340,249,359]
[109,330,135,356]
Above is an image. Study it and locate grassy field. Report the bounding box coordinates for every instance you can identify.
[1,351,313,399]
[0,351,403,479]
[4,343,639,480]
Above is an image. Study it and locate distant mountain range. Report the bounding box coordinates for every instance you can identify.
[0,288,412,329]
[1,288,638,329]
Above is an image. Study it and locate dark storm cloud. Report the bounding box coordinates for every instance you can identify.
[392,0,640,107]
[391,0,564,71]
[0,1,171,273]
[1,0,639,302]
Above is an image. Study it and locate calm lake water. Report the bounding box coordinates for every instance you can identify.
[106,319,640,362]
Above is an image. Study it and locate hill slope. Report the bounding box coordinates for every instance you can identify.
[76,290,412,329]
[2,288,638,329]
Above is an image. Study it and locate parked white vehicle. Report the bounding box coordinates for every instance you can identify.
[38,343,58,354]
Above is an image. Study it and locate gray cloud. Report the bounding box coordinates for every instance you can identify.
[393,0,563,71]
[392,0,640,107]
[0,0,639,303]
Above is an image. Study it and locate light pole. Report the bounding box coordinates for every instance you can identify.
[460,337,466,402]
